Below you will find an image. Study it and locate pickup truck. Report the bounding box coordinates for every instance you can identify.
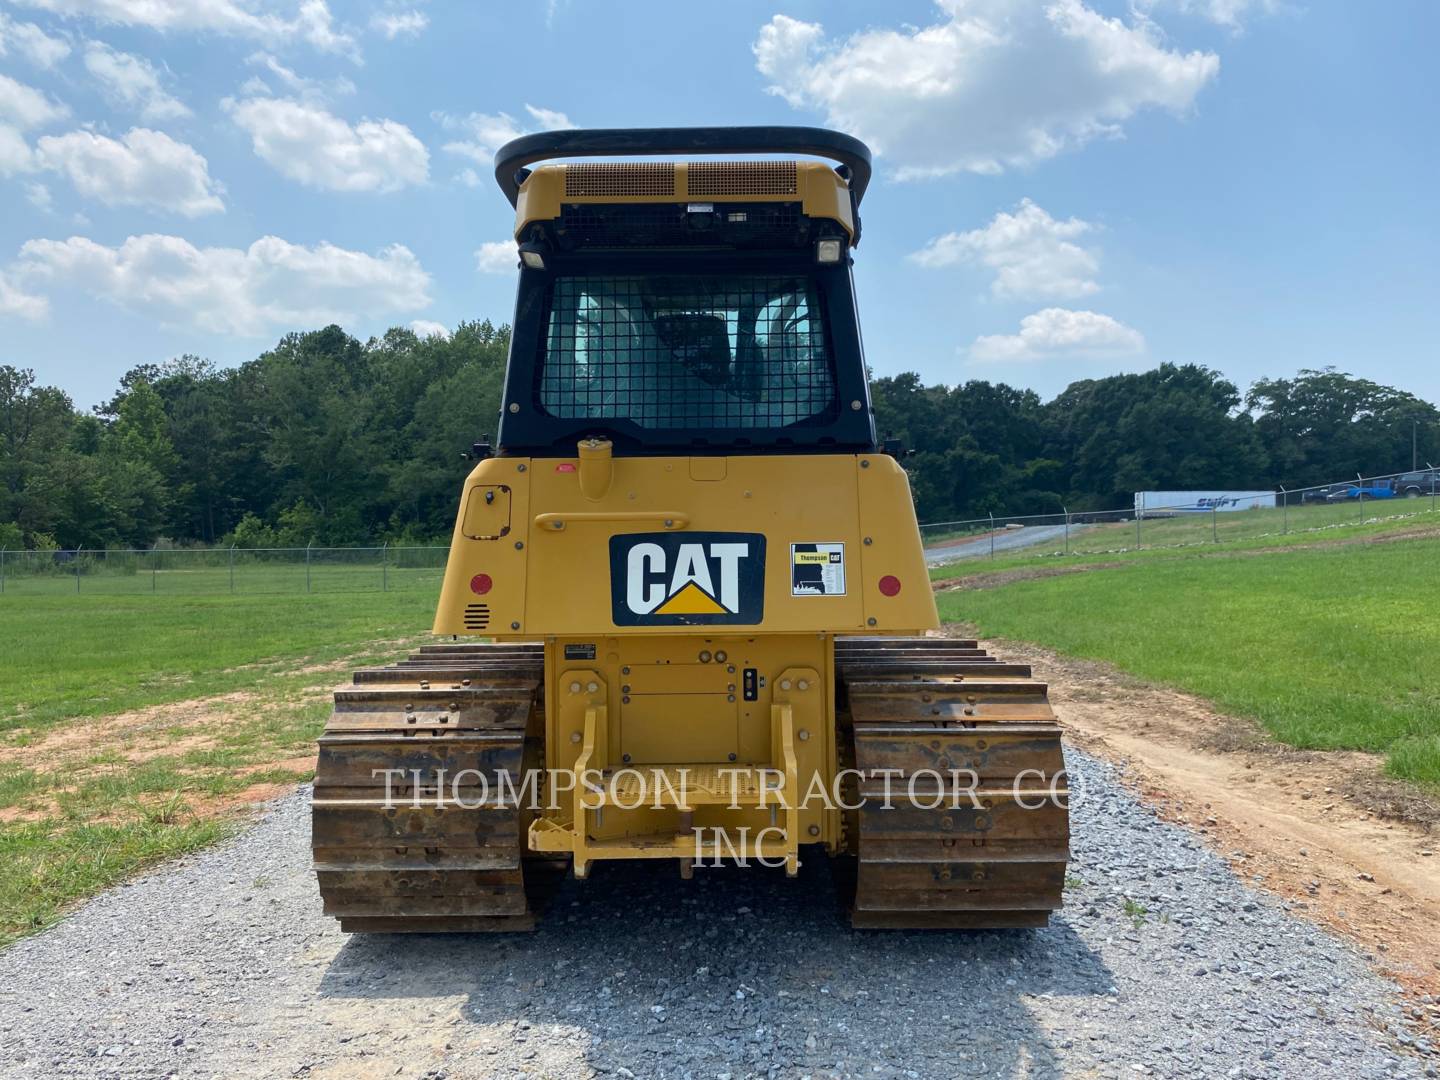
[1325,483,1396,502]
[1392,470,1440,498]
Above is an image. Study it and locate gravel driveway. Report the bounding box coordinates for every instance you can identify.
[0,749,1431,1080]
[923,525,1086,568]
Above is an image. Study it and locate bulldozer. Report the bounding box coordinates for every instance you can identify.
[311,128,1070,931]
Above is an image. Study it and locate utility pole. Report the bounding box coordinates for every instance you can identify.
[1415,420,1419,471]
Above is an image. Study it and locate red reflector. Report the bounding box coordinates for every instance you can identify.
[555,463,577,473]
[878,575,902,597]
[469,573,493,595]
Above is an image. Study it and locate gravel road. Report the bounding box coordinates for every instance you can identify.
[923,525,1087,567]
[1,749,1432,1080]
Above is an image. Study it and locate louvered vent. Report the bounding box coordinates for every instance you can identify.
[564,163,675,198]
[687,161,798,197]
[463,603,491,630]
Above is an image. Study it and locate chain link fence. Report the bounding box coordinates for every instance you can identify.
[4,468,1438,593]
[0,544,448,597]
[920,467,1440,566]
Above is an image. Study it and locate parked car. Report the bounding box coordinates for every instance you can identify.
[1301,483,1350,504]
[1325,483,1396,502]
[1392,469,1440,498]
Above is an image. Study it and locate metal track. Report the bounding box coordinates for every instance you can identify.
[836,637,1070,929]
[311,642,553,933]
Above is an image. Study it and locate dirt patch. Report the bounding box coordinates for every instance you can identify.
[0,692,254,770]
[933,561,1126,592]
[948,629,1440,1003]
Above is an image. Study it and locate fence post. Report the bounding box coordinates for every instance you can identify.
[1211,506,1218,543]
[75,549,81,592]
[989,514,995,560]
[1135,512,1141,550]
[229,544,235,593]
[1063,509,1069,556]
[151,542,158,593]
[306,540,313,594]
[1279,487,1288,535]
[382,542,388,592]
[0,545,5,595]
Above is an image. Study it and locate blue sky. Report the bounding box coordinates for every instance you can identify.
[1,0,1436,412]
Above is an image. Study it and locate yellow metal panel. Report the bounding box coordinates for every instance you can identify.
[460,484,512,540]
[855,454,940,634]
[512,161,855,240]
[620,694,737,764]
[434,453,935,637]
[431,458,530,636]
[525,454,865,635]
[625,663,733,694]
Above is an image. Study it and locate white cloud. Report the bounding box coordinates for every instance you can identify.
[474,241,516,274]
[1135,0,1281,32]
[83,41,190,122]
[370,8,427,39]
[0,125,36,176]
[0,12,72,67]
[0,75,70,174]
[292,0,355,57]
[225,95,427,192]
[456,166,481,188]
[11,0,358,56]
[0,72,70,129]
[910,198,1100,301]
[409,318,448,339]
[436,104,574,165]
[753,0,1219,177]
[15,233,431,335]
[243,51,354,101]
[25,181,53,210]
[0,270,48,320]
[36,128,224,216]
[970,308,1145,362]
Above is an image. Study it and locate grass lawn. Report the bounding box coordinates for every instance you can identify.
[1,590,437,734]
[929,506,1440,583]
[0,588,441,946]
[939,538,1440,787]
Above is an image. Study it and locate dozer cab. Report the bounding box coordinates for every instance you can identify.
[310,128,1070,931]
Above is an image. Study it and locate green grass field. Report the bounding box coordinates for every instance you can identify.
[929,505,1440,583]
[939,538,1440,786]
[1,590,438,733]
[0,588,440,946]
[0,552,444,598]
[921,495,1440,558]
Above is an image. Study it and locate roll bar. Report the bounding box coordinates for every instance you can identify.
[492,126,872,210]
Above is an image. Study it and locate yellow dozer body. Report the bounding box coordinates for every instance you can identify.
[310,128,1069,931]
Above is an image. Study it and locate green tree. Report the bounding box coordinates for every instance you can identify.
[1246,368,1440,487]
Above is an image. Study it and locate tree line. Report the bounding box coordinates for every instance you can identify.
[873,364,1438,520]
[1,320,1436,550]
